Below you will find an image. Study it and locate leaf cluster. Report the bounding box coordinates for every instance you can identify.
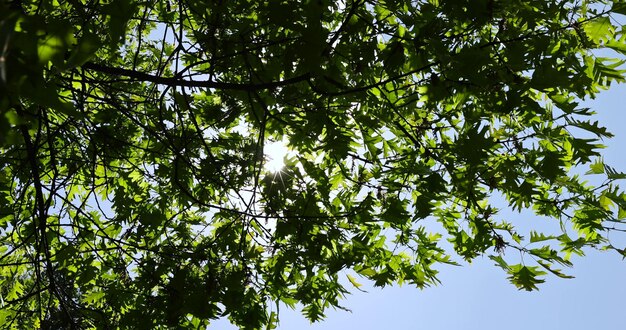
[1,0,626,328]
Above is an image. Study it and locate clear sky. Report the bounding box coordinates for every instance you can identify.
[214,80,626,330]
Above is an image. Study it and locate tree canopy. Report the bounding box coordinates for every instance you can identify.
[2,0,626,328]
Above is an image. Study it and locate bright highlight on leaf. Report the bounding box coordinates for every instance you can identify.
[347,274,363,289]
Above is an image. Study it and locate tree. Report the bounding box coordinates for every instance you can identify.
[1,0,626,328]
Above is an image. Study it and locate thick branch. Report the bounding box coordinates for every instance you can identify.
[82,62,311,90]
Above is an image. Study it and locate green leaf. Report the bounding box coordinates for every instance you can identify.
[37,33,66,65]
[138,208,166,227]
[280,297,298,310]
[582,17,612,44]
[104,0,137,47]
[604,164,626,179]
[0,309,14,326]
[530,231,555,243]
[507,265,546,291]
[67,32,102,68]
[617,206,626,219]
[536,260,574,279]
[489,255,510,271]
[612,3,626,16]
[82,291,105,304]
[266,312,279,330]
[587,158,605,174]
[346,274,364,290]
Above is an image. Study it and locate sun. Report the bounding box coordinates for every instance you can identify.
[263,139,289,172]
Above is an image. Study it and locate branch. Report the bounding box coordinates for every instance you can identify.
[82,62,311,91]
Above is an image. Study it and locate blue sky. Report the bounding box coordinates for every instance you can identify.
[214,79,626,330]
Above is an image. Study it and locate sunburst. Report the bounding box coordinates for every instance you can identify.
[263,139,289,172]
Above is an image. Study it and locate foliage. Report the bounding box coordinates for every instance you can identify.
[1,0,626,328]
